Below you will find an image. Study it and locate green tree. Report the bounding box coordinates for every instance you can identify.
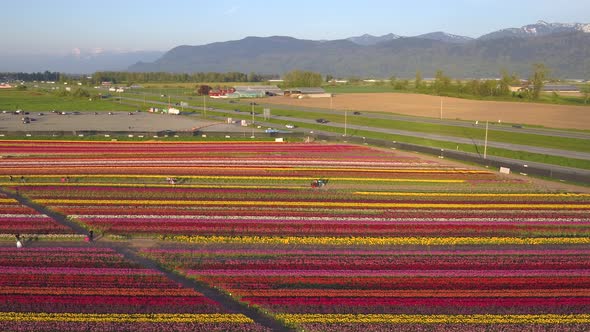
[414,70,423,89]
[433,70,451,94]
[15,85,27,91]
[72,88,90,98]
[498,70,514,96]
[283,70,323,88]
[530,63,549,100]
[389,75,397,87]
[581,84,590,104]
[394,79,409,90]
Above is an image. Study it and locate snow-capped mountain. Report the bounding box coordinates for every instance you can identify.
[346,32,474,45]
[415,31,474,43]
[479,20,590,40]
[346,33,401,46]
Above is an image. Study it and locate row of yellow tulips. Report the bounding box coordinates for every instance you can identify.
[277,313,590,324]
[0,312,252,323]
[167,235,590,246]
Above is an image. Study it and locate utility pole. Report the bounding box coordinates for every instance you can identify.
[203,95,206,118]
[483,120,489,159]
[251,103,255,137]
[440,97,443,120]
[344,110,347,136]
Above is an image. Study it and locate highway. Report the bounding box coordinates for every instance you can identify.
[128,91,590,139]
[120,95,590,162]
[244,101,590,140]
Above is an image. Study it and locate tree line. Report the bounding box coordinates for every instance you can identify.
[0,71,61,82]
[387,64,551,100]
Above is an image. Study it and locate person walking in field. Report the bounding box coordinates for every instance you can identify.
[15,234,22,248]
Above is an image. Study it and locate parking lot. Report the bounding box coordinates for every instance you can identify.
[0,111,246,133]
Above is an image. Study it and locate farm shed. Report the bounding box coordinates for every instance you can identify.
[284,87,332,98]
[234,85,284,96]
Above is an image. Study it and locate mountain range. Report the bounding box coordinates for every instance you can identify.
[129,21,590,78]
[3,21,588,77]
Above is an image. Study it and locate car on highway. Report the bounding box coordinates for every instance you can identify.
[285,124,296,129]
[353,111,361,115]
[316,118,329,123]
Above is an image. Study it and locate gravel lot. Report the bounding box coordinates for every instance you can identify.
[0,111,248,133]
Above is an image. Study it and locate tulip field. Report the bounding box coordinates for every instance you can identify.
[0,191,75,237]
[1,140,590,331]
[0,246,268,331]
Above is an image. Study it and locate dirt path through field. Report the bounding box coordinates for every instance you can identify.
[0,187,292,332]
[255,93,590,130]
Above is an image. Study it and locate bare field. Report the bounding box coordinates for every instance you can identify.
[255,93,590,130]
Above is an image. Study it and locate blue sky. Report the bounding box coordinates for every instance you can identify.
[3,0,589,55]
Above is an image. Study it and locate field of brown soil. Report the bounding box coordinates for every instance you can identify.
[255,93,590,130]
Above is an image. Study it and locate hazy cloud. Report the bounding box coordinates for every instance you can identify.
[224,5,239,16]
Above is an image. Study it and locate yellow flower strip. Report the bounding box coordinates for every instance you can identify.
[0,312,253,323]
[268,168,491,174]
[355,192,590,198]
[168,235,590,246]
[5,175,465,183]
[1,166,491,174]
[0,140,270,145]
[34,199,590,209]
[0,198,17,203]
[0,182,306,190]
[237,289,590,298]
[0,287,200,297]
[276,313,590,324]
